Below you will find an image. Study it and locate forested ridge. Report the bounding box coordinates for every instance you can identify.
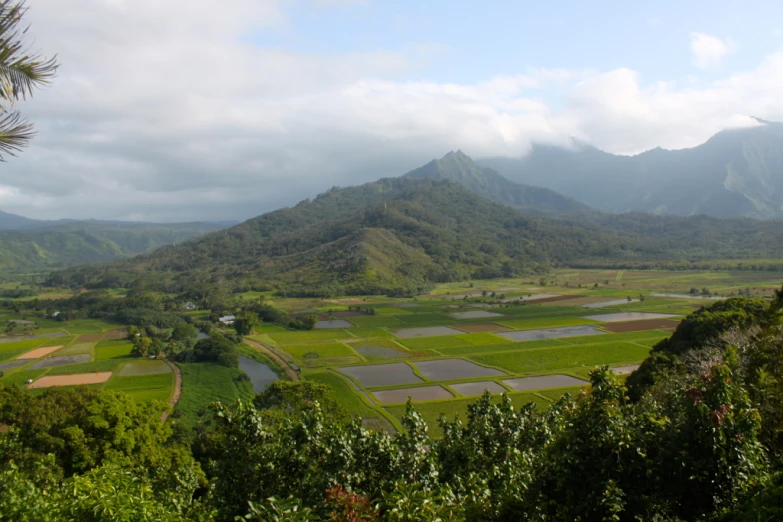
[3,293,783,520]
[0,221,225,273]
[48,176,783,297]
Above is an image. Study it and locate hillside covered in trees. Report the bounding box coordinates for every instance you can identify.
[48,176,783,297]
[0,221,226,274]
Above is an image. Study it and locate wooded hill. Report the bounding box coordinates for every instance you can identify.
[48,173,783,296]
[0,221,226,274]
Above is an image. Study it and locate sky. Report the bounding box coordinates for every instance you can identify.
[3,0,783,222]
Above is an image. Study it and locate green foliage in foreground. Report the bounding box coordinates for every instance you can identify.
[4,291,783,520]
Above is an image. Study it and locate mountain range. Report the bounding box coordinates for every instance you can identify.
[0,219,228,274]
[48,151,783,296]
[480,118,783,219]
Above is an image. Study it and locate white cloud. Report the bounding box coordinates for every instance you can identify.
[690,32,735,70]
[3,1,783,221]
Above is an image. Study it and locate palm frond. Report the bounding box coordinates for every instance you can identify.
[0,0,58,103]
[0,109,34,160]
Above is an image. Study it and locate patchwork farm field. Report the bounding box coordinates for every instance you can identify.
[253,270,760,435]
[1,268,775,437]
[0,318,175,406]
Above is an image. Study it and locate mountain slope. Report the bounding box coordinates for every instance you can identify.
[48,173,783,296]
[405,150,589,214]
[49,177,646,294]
[0,210,51,230]
[0,221,226,273]
[480,119,783,219]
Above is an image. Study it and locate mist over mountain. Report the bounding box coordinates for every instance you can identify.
[404,150,590,215]
[480,119,783,219]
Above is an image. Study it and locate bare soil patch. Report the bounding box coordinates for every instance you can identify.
[453,324,513,333]
[602,319,681,333]
[104,329,128,340]
[77,333,105,342]
[16,346,63,360]
[28,372,113,389]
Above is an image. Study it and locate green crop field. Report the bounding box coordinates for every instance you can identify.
[269,329,353,345]
[498,316,599,330]
[95,343,134,360]
[471,342,651,374]
[174,362,255,428]
[54,343,92,356]
[283,342,356,359]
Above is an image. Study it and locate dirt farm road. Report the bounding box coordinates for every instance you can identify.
[243,338,299,381]
[161,359,182,422]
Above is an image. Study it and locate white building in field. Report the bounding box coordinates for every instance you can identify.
[219,315,235,326]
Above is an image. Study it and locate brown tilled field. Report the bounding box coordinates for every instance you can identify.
[104,329,128,340]
[602,319,681,333]
[76,332,105,342]
[16,346,63,359]
[453,323,513,333]
[27,372,113,389]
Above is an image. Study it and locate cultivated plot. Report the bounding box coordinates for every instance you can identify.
[28,372,113,389]
[31,354,90,369]
[16,346,63,360]
[583,312,679,322]
[372,385,454,404]
[118,360,172,376]
[339,362,423,387]
[502,375,587,392]
[448,310,503,320]
[602,319,680,333]
[450,381,506,396]
[453,323,513,333]
[314,319,354,329]
[413,359,506,381]
[0,360,29,371]
[498,325,605,342]
[581,299,639,308]
[393,326,464,338]
[350,341,412,360]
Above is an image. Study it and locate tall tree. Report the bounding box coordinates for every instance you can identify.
[0,0,57,160]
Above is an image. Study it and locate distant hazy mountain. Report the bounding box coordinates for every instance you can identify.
[480,119,783,219]
[405,150,589,214]
[0,210,53,230]
[0,221,227,274]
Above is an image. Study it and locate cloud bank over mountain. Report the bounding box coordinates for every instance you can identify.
[3,0,783,221]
